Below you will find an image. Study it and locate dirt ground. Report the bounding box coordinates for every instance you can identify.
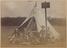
[1,22,66,48]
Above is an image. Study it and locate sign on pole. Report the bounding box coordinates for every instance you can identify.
[42,1,50,8]
[41,1,50,40]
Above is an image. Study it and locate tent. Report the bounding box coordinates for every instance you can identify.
[8,1,60,44]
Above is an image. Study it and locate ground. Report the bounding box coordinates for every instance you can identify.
[1,21,66,48]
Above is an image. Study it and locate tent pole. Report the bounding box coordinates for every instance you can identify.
[45,8,47,35]
[45,8,49,41]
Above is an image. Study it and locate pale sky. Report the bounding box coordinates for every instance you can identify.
[1,0,66,18]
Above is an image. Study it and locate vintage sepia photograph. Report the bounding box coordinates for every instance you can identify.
[1,0,66,48]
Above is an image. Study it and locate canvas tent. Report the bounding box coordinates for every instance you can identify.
[17,1,59,38]
[9,1,60,44]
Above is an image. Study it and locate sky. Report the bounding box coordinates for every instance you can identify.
[1,0,66,18]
